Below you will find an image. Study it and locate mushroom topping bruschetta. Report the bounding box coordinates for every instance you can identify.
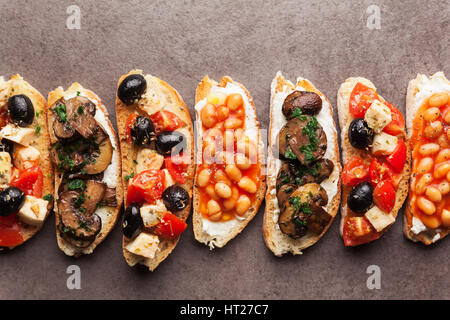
[405,72,450,244]
[263,72,341,256]
[0,75,53,249]
[116,70,194,271]
[193,76,266,249]
[48,83,122,256]
[337,78,410,246]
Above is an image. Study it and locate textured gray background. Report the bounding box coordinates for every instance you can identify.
[0,0,448,300]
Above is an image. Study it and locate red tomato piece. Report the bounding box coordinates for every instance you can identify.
[382,101,405,136]
[373,180,396,213]
[0,214,23,247]
[126,170,165,205]
[386,139,407,172]
[11,166,43,197]
[343,217,379,246]
[342,156,369,186]
[154,212,187,239]
[164,155,188,184]
[150,111,184,133]
[125,113,138,144]
[349,82,378,118]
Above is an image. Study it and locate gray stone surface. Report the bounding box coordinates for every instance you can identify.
[0,0,448,300]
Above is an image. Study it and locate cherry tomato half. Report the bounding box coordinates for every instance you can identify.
[342,156,369,186]
[343,216,379,246]
[349,82,378,118]
[0,214,23,247]
[164,155,188,184]
[126,170,165,205]
[150,111,184,133]
[11,166,43,197]
[373,180,396,213]
[386,139,407,173]
[154,212,187,239]
[382,101,405,136]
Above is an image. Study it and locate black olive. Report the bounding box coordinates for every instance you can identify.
[130,116,155,146]
[348,119,374,149]
[155,131,186,155]
[117,74,147,105]
[162,185,189,212]
[8,94,34,127]
[122,202,143,239]
[0,187,25,217]
[348,181,373,213]
[0,139,13,153]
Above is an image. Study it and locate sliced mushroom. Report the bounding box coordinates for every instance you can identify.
[84,137,113,175]
[276,183,296,208]
[282,91,322,118]
[306,205,332,235]
[65,96,98,139]
[57,191,102,248]
[296,183,328,206]
[83,180,106,214]
[101,187,117,207]
[314,159,334,182]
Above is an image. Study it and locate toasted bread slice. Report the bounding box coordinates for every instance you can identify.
[116,70,194,271]
[193,76,266,249]
[48,83,122,256]
[0,74,53,249]
[405,72,450,244]
[263,72,341,256]
[337,77,410,241]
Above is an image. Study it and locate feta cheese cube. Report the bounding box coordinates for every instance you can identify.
[136,148,164,173]
[125,232,160,259]
[365,205,395,232]
[17,195,49,226]
[372,132,398,156]
[163,168,175,189]
[0,124,35,146]
[13,145,40,170]
[364,100,392,133]
[0,151,12,185]
[140,200,167,228]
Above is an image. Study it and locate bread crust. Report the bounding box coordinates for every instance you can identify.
[404,72,450,244]
[263,72,341,256]
[337,77,411,242]
[193,76,266,249]
[115,70,194,271]
[48,83,122,257]
[0,74,53,250]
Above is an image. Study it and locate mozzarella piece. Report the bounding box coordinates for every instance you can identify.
[163,168,175,188]
[365,205,395,232]
[0,124,34,146]
[140,200,167,228]
[364,100,392,133]
[125,232,160,259]
[0,152,12,185]
[136,148,164,173]
[17,195,48,226]
[13,145,40,170]
[371,132,398,156]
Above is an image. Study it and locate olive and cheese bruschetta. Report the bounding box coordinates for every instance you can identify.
[0,74,53,249]
[337,78,410,246]
[405,72,450,244]
[48,83,122,256]
[263,72,341,256]
[116,70,194,271]
[193,76,266,249]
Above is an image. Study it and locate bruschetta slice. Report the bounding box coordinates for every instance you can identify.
[193,76,266,249]
[263,72,341,256]
[0,74,53,249]
[337,77,410,246]
[116,70,194,271]
[405,72,450,244]
[48,83,122,256]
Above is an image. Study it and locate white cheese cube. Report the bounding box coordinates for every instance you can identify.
[371,132,398,156]
[125,232,160,259]
[0,124,35,146]
[17,195,49,226]
[364,100,392,133]
[136,148,164,173]
[13,145,40,170]
[365,205,395,232]
[0,151,12,185]
[140,200,167,228]
[163,168,175,189]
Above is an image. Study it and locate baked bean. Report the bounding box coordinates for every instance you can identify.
[197,169,211,187]
[225,164,242,182]
[207,199,221,216]
[224,118,243,129]
[217,106,230,121]
[425,186,442,202]
[417,196,436,215]
[416,157,434,173]
[214,169,231,185]
[438,181,450,195]
[424,121,443,139]
[436,149,450,163]
[201,103,217,128]
[447,129,450,142]
[445,111,450,125]
[205,185,219,201]
[214,121,225,131]
[235,195,251,215]
[441,209,450,227]
[215,182,232,199]
[235,153,252,170]
[420,214,440,229]
[223,187,239,211]
[415,173,433,194]
[419,143,440,156]
[437,134,450,148]
[203,144,216,164]
[207,92,227,106]
[237,140,257,161]
[234,128,245,141]
[204,128,222,143]
[209,211,222,221]
[226,93,244,110]
[238,177,257,193]
[423,107,441,121]
[428,92,448,108]
[223,130,234,151]
[447,170,450,182]
[433,163,450,179]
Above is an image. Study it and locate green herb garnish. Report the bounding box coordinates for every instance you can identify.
[284,147,297,160]
[53,103,68,122]
[68,179,84,190]
[124,172,135,182]
[43,194,53,202]
[291,107,307,121]
[35,124,41,135]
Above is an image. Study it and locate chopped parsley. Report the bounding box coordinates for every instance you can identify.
[284,147,297,160]
[43,194,53,202]
[35,110,43,118]
[124,172,135,182]
[68,179,84,191]
[75,194,86,207]
[77,105,84,114]
[291,107,307,121]
[53,103,68,122]
[35,124,41,135]
[76,91,81,96]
